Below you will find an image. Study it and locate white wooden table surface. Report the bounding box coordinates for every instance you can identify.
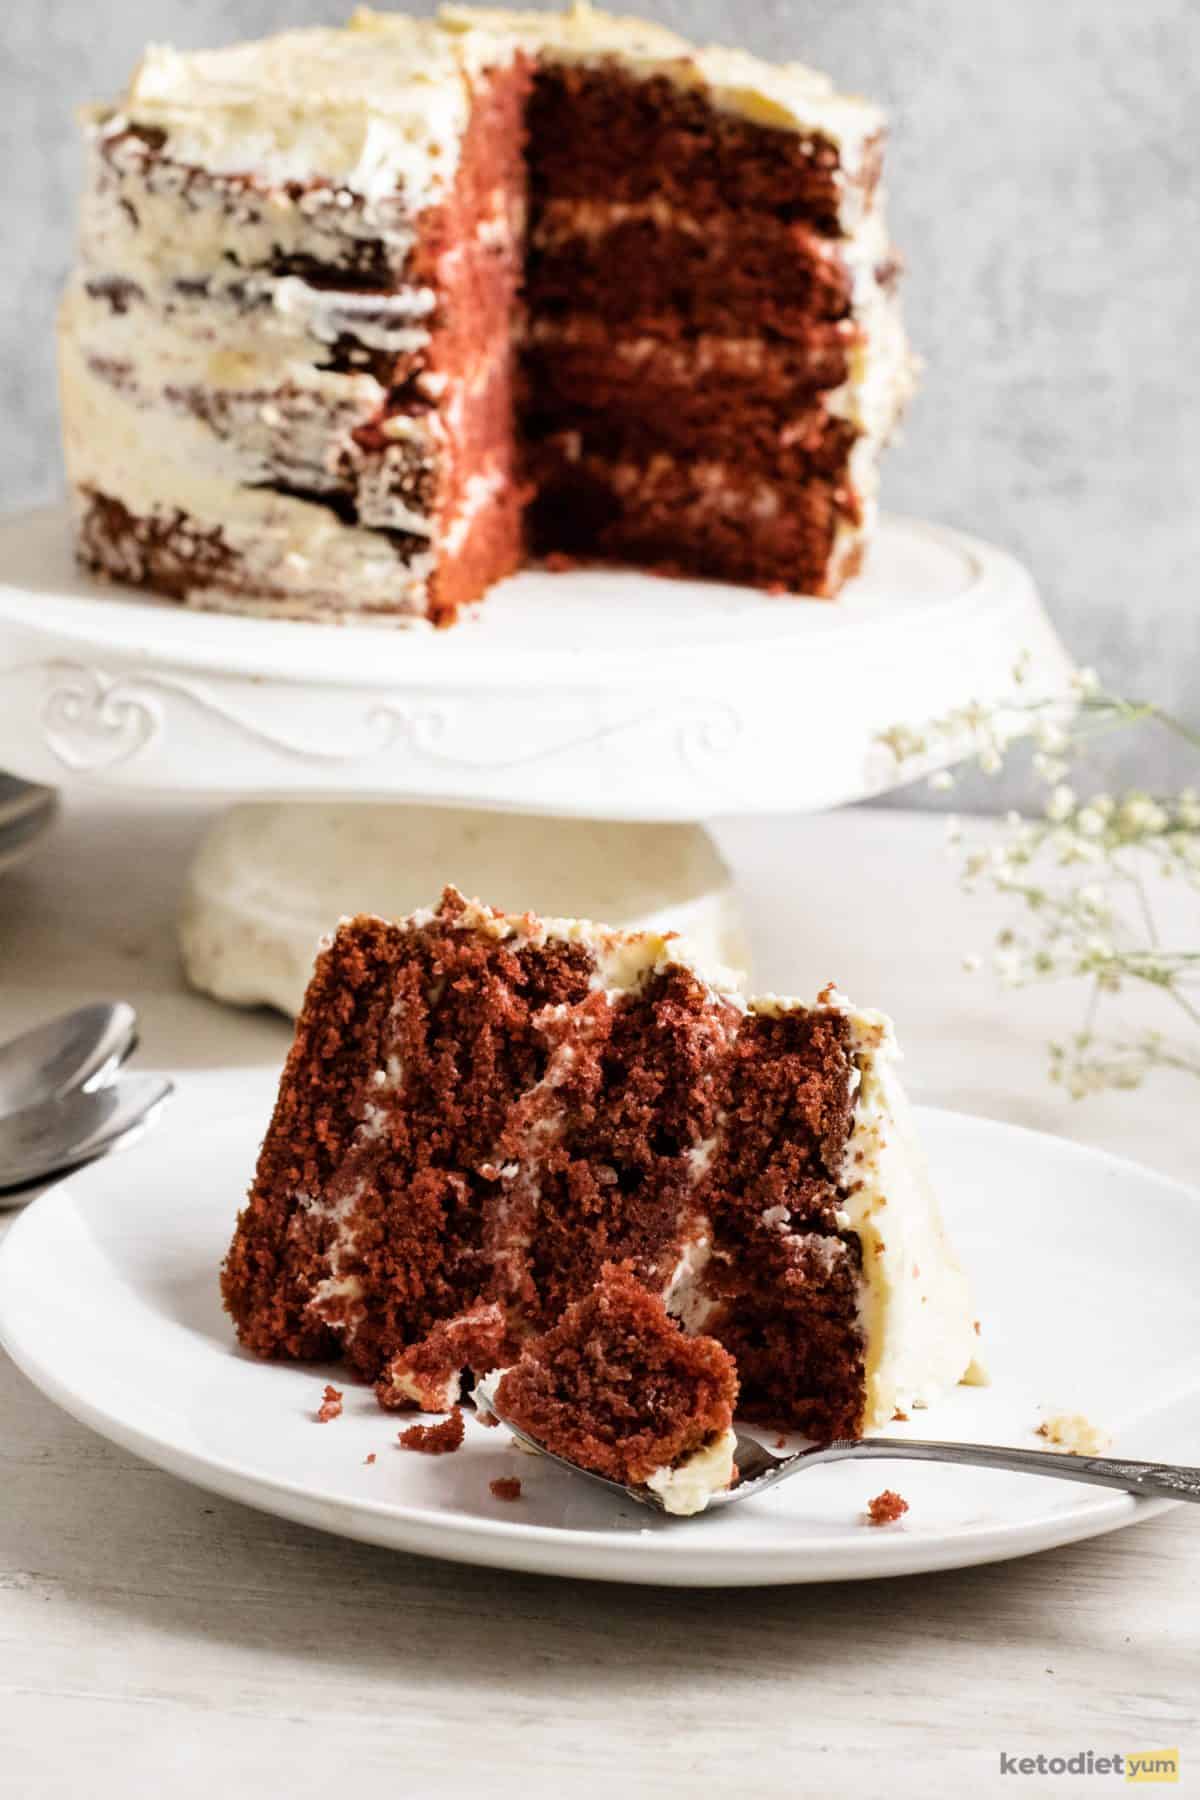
[1,796,1196,1799]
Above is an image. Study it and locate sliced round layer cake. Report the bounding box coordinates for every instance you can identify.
[60,5,913,624]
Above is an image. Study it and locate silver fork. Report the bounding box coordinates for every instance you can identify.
[489,1410,1200,1515]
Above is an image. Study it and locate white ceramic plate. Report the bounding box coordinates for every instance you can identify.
[0,506,1070,818]
[1,1068,1196,1587]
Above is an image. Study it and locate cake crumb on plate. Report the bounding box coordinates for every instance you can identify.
[316,1383,343,1423]
[399,1407,465,1455]
[490,1477,522,1501]
[866,1489,909,1526]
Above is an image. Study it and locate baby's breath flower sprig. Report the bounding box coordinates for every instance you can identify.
[877,659,1200,1098]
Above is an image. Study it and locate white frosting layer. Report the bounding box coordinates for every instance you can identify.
[645,1427,737,1516]
[822,996,986,1429]
[107,22,492,210]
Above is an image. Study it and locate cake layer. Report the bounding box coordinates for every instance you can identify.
[523,358,860,479]
[527,444,859,595]
[528,208,855,340]
[525,315,853,405]
[525,60,880,234]
[222,889,982,1438]
[73,488,438,622]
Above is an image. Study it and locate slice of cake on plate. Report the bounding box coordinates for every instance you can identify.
[61,5,913,624]
[477,1266,740,1515]
[222,888,982,1440]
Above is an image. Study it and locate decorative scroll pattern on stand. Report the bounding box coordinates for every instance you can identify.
[28,660,745,782]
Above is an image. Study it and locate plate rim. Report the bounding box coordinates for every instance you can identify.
[0,1085,1190,1586]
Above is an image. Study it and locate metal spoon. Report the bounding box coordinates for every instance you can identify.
[0,1074,173,1192]
[0,1003,138,1115]
[486,1406,1200,1516]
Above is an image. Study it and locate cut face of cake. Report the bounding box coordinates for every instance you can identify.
[477,1267,739,1515]
[222,888,982,1440]
[61,5,913,624]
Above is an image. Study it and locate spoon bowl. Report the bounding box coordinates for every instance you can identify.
[0,1003,138,1116]
[0,1074,173,1194]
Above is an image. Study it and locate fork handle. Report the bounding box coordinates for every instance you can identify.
[835,1438,1200,1504]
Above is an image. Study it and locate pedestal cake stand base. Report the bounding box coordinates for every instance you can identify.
[180,803,748,1017]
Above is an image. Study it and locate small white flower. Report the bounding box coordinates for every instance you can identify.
[962,953,983,973]
[927,769,955,792]
[1034,720,1071,755]
[1119,795,1168,837]
[1074,806,1105,838]
[994,948,1022,984]
[1071,667,1100,695]
[1046,784,1076,822]
[1033,752,1070,785]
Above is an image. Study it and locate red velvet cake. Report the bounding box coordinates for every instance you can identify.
[478,1267,739,1513]
[61,6,913,624]
[222,889,982,1474]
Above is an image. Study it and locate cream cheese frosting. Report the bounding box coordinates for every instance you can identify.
[645,1428,738,1515]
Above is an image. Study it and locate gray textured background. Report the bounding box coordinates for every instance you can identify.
[4,1,1198,802]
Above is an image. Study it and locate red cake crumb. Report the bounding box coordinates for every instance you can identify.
[399,1407,466,1455]
[775,1435,787,1450]
[316,1383,343,1423]
[494,1266,737,1488]
[376,1303,513,1413]
[866,1489,909,1526]
[364,1453,376,1465]
[490,1476,523,1501]
[891,1408,910,1422]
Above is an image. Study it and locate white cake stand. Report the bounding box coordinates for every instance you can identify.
[0,505,1068,817]
[0,503,1071,1009]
